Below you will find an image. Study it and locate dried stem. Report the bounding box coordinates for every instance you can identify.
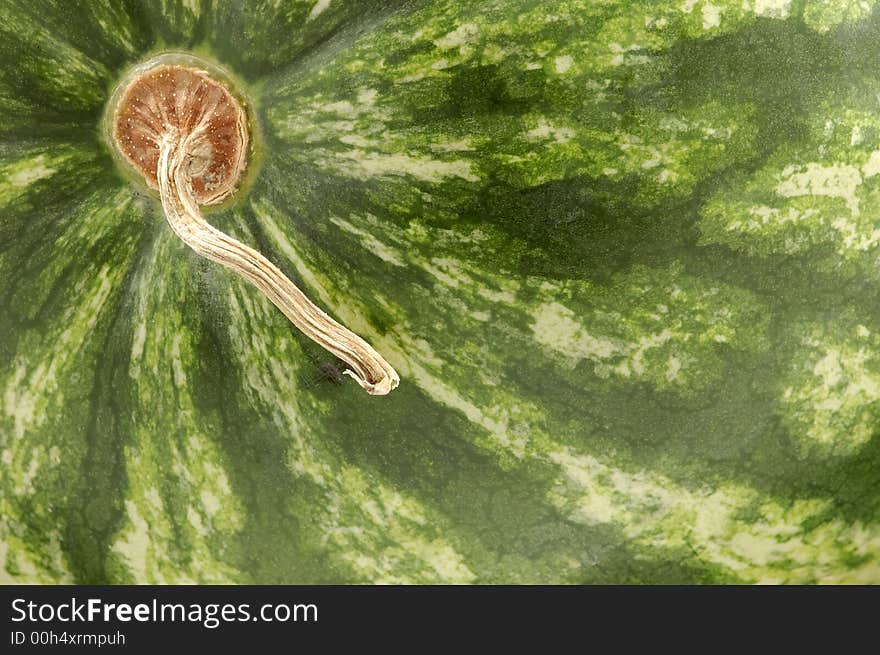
[157,132,400,395]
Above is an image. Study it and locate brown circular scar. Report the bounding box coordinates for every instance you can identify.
[112,64,248,204]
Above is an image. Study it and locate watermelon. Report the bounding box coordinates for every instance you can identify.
[1,0,878,584]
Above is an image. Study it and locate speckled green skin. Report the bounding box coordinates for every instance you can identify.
[1,0,879,583]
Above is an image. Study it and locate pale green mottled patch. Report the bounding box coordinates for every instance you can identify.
[4,157,56,188]
[530,266,769,394]
[308,0,332,21]
[548,447,879,583]
[777,322,880,457]
[701,3,723,29]
[553,54,573,74]
[434,21,479,47]
[329,215,406,266]
[750,0,792,19]
[0,147,95,208]
[331,150,480,183]
[775,163,862,215]
[700,105,880,265]
[803,0,877,32]
[0,531,71,584]
[270,87,480,183]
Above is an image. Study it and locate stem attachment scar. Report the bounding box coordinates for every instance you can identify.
[111,60,399,395]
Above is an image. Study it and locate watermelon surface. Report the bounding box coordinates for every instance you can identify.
[1,0,879,584]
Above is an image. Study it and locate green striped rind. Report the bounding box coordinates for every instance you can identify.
[251,0,880,581]
[262,0,767,207]
[0,143,104,217]
[0,1,150,138]
[1,0,879,583]
[204,0,409,79]
[109,229,245,584]
[0,181,145,582]
[245,184,880,583]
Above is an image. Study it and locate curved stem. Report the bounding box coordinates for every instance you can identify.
[157,133,400,395]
